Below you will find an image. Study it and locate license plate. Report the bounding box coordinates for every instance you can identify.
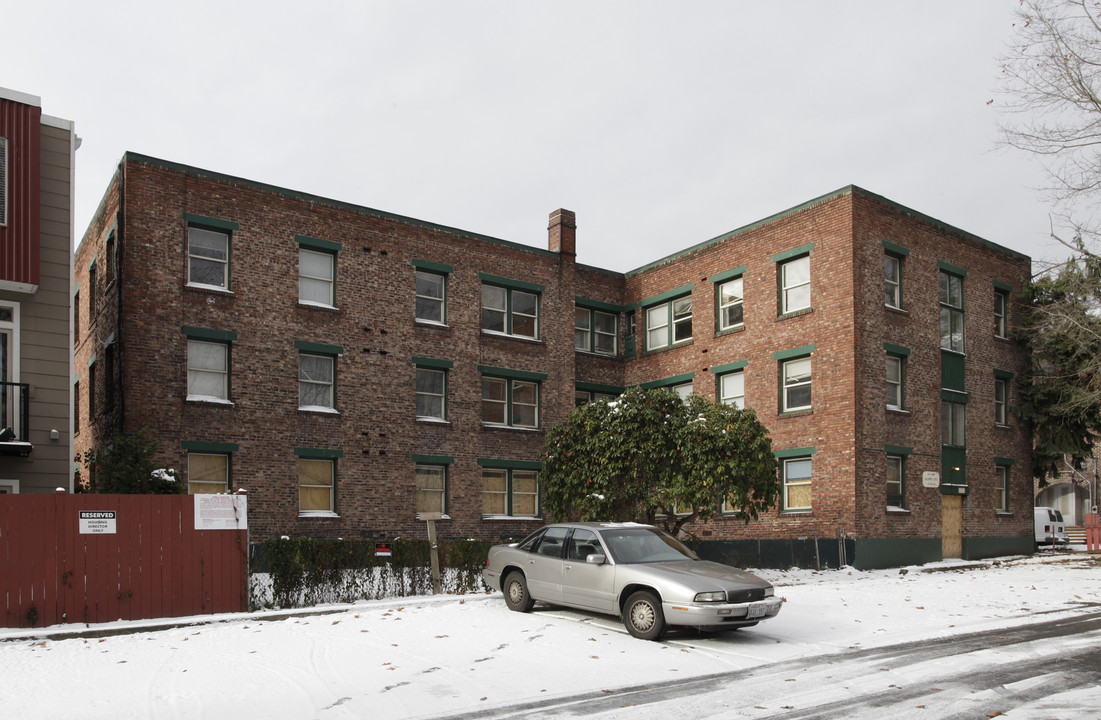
[746,603,766,619]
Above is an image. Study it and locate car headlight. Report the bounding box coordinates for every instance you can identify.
[693,591,726,603]
[763,586,774,597]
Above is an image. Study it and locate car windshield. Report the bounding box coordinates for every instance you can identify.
[598,527,699,564]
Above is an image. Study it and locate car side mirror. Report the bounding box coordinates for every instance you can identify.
[586,553,606,565]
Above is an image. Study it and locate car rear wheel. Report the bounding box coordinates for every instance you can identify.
[623,590,666,640]
[503,571,535,613]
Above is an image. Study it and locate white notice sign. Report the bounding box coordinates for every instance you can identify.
[79,511,117,534]
[194,495,248,531]
[922,471,940,489]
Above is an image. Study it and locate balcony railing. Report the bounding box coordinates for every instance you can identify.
[0,381,32,456]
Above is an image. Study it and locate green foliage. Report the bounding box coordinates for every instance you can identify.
[75,427,183,494]
[541,387,779,536]
[250,536,499,609]
[1016,257,1101,480]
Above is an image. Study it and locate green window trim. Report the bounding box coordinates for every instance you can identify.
[413,356,454,369]
[181,440,240,453]
[709,265,747,284]
[884,343,911,356]
[772,242,814,264]
[941,389,969,404]
[884,444,913,456]
[994,456,1016,466]
[294,447,345,460]
[638,283,695,309]
[477,458,542,471]
[295,235,342,253]
[937,260,967,278]
[183,212,239,232]
[87,353,97,368]
[478,271,545,294]
[775,446,816,459]
[993,280,1014,293]
[710,360,748,375]
[994,368,1015,380]
[412,454,454,465]
[181,326,238,343]
[576,381,625,395]
[575,296,630,313]
[882,240,910,257]
[773,344,816,361]
[477,365,548,382]
[413,258,454,274]
[639,372,695,390]
[294,340,344,356]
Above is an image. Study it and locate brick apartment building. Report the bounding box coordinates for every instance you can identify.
[74,153,1033,568]
[0,88,76,494]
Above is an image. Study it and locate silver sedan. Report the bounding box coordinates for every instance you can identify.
[482,522,782,640]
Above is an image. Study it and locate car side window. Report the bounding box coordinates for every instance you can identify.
[517,529,544,552]
[534,527,569,558]
[567,529,602,560]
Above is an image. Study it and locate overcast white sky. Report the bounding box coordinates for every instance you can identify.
[6,1,1064,273]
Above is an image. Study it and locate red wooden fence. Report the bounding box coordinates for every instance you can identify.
[0,494,248,629]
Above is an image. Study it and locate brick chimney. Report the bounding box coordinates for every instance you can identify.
[548,209,576,256]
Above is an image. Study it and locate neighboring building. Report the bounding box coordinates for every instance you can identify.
[0,88,76,494]
[74,153,1033,567]
[1036,452,1098,527]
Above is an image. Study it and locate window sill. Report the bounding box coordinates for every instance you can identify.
[299,406,339,415]
[641,339,693,356]
[995,510,1013,517]
[575,349,618,358]
[995,423,1011,430]
[186,395,234,406]
[776,307,812,321]
[298,300,339,313]
[416,417,450,425]
[715,324,745,338]
[780,509,812,516]
[886,506,911,515]
[482,423,543,433]
[416,513,451,521]
[185,282,234,295]
[299,511,339,518]
[994,334,1012,343]
[481,329,542,344]
[887,406,910,415]
[482,515,541,521]
[778,409,813,418]
[416,319,449,329]
[885,304,908,315]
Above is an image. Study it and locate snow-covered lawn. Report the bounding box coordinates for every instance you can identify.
[1,552,1097,719]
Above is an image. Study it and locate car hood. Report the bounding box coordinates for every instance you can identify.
[627,560,770,590]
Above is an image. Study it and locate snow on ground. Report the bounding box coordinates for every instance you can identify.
[1,552,1098,720]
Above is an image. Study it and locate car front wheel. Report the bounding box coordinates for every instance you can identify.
[623,590,666,640]
[503,571,535,613]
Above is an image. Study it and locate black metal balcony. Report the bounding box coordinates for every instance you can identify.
[0,381,32,456]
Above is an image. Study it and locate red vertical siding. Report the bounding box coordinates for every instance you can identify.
[0,97,42,287]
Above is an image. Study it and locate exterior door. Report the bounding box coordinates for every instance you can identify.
[561,528,617,612]
[524,526,568,604]
[942,494,962,559]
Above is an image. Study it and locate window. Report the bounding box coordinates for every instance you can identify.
[0,136,7,226]
[939,269,965,353]
[299,457,335,514]
[415,463,448,516]
[671,382,693,399]
[995,377,1009,426]
[73,379,80,435]
[782,357,812,412]
[887,455,904,507]
[887,355,903,409]
[717,277,744,330]
[994,289,1009,338]
[575,389,616,405]
[482,376,540,428]
[188,226,230,289]
[416,367,447,420]
[481,280,539,339]
[188,340,229,401]
[780,255,811,314]
[299,353,335,410]
[88,358,97,420]
[995,464,1009,512]
[299,248,335,306]
[941,400,966,446]
[719,370,745,409]
[645,296,692,350]
[416,271,446,323]
[73,290,79,343]
[188,453,229,495]
[88,260,97,320]
[482,467,539,517]
[885,255,901,308]
[782,457,812,511]
[105,231,116,285]
[575,307,617,355]
[104,343,116,413]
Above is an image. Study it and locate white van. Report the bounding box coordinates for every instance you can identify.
[1035,506,1070,546]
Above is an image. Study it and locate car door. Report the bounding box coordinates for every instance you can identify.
[560,528,617,613]
[522,526,569,604]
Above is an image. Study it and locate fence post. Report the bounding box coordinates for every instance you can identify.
[1087,512,1100,553]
